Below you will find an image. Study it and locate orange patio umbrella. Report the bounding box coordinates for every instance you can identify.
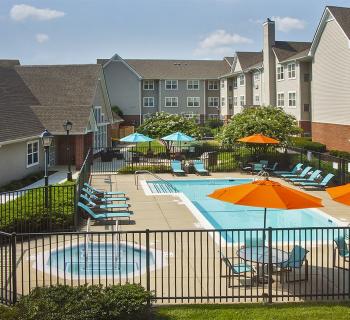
[208,178,323,229]
[326,183,350,206]
[237,133,279,144]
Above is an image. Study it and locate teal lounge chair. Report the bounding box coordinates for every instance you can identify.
[84,183,126,197]
[193,160,209,175]
[288,169,322,184]
[220,252,256,287]
[171,160,185,176]
[333,237,350,269]
[243,163,264,174]
[279,245,309,283]
[281,166,312,179]
[299,173,335,189]
[265,162,278,173]
[80,194,129,210]
[81,188,127,202]
[274,163,303,176]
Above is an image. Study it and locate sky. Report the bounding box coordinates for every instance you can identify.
[1,0,350,64]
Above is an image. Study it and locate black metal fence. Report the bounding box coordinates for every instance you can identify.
[2,227,349,305]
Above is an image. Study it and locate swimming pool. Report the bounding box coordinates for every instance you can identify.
[145,178,338,243]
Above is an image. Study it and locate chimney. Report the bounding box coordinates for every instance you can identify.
[263,18,276,106]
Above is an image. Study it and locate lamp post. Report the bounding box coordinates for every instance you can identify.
[40,129,54,208]
[63,120,73,181]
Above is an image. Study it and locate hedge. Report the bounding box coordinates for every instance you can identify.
[118,164,171,174]
[329,149,350,160]
[291,137,327,153]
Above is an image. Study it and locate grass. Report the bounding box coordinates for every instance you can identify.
[153,302,350,320]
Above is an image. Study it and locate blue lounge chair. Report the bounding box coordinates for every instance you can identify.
[220,252,256,287]
[243,163,264,174]
[193,160,209,175]
[299,173,335,189]
[279,245,309,283]
[84,183,126,197]
[274,163,303,176]
[81,188,127,202]
[333,237,349,269]
[80,194,129,210]
[288,169,322,184]
[171,160,185,176]
[264,162,278,173]
[281,166,312,179]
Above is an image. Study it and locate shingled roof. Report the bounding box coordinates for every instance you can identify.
[273,41,311,62]
[327,6,350,39]
[236,52,263,70]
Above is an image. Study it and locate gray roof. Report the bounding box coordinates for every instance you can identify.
[224,56,235,66]
[327,6,350,39]
[236,52,263,71]
[97,59,109,66]
[0,60,20,67]
[273,41,311,62]
[124,59,231,79]
[0,66,44,143]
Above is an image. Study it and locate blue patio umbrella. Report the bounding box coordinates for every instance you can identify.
[161,131,195,151]
[120,133,153,151]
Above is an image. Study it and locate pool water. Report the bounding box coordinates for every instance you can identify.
[147,179,337,243]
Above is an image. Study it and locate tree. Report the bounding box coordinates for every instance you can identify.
[218,106,302,147]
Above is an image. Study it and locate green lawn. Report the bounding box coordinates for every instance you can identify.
[153,302,350,320]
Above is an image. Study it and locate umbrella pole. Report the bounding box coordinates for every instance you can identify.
[263,207,267,243]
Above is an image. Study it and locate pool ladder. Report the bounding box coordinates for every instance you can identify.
[134,170,178,193]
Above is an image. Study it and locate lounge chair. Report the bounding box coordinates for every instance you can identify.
[333,237,350,269]
[259,160,269,167]
[243,163,264,174]
[299,173,335,189]
[193,160,209,176]
[81,188,127,203]
[80,194,129,210]
[287,169,322,184]
[279,245,309,283]
[78,202,132,231]
[84,183,126,197]
[264,162,278,173]
[171,160,186,176]
[274,163,303,176]
[281,166,312,179]
[220,252,256,287]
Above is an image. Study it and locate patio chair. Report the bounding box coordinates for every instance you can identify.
[279,245,309,283]
[84,183,126,197]
[287,169,322,184]
[220,252,256,287]
[171,160,186,176]
[259,160,269,167]
[280,166,312,179]
[81,188,127,203]
[77,202,132,232]
[243,163,264,174]
[299,173,335,190]
[333,237,350,269]
[80,194,129,210]
[274,163,303,176]
[264,162,278,173]
[193,160,209,176]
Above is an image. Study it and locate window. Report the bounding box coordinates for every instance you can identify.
[239,74,245,86]
[221,97,225,106]
[229,85,233,91]
[27,141,39,167]
[239,95,245,106]
[287,63,296,79]
[303,104,310,112]
[143,97,155,107]
[304,73,310,82]
[165,80,178,90]
[253,72,260,83]
[233,78,238,88]
[208,80,219,90]
[233,96,238,106]
[288,92,296,107]
[208,97,219,107]
[187,80,199,90]
[94,106,108,149]
[182,113,200,123]
[165,97,178,107]
[187,97,200,107]
[228,97,233,109]
[254,95,260,104]
[208,114,219,119]
[277,65,284,81]
[277,93,285,107]
[143,80,154,90]
[221,80,225,88]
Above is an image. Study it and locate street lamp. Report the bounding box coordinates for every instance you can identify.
[40,129,54,208]
[63,120,73,181]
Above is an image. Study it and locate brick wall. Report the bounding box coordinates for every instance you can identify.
[122,115,141,126]
[312,122,350,152]
[299,121,311,135]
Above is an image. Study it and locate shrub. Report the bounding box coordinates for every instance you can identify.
[291,137,327,153]
[329,149,350,160]
[118,164,171,174]
[15,284,153,320]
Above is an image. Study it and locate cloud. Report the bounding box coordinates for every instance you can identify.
[35,33,49,43]
[271,16,305,32]
[194,29,253,56]
[10,4,65,22]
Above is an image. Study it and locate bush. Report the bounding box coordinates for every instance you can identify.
[329,149,350,160]
[291,137,327,153]
[15,284,153,320]
[118,164,171,174]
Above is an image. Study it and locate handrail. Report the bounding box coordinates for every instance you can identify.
[134,170,178,192]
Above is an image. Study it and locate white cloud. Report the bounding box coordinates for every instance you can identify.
[10,4,65,22]
[272,16,305,32]
[35,33,49,43]
[194,29,253,56]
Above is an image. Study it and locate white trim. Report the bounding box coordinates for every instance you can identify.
[208,80,219,90]
[187,80,200,90]
[165,80,178,90]
[164,96,178,107]
[0,135,40,147]
[143,97,155,108]
[287,63,296,79]
[277,92,285,107]
[239,74,245,86]
[187,97,200,108]
[26,140,40,168]
[208,96,219,108]
[104,54,142,79]
[287,91,297,108]
[143,80,155,90]
[276,64,284,81]
[239,95,245,106]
